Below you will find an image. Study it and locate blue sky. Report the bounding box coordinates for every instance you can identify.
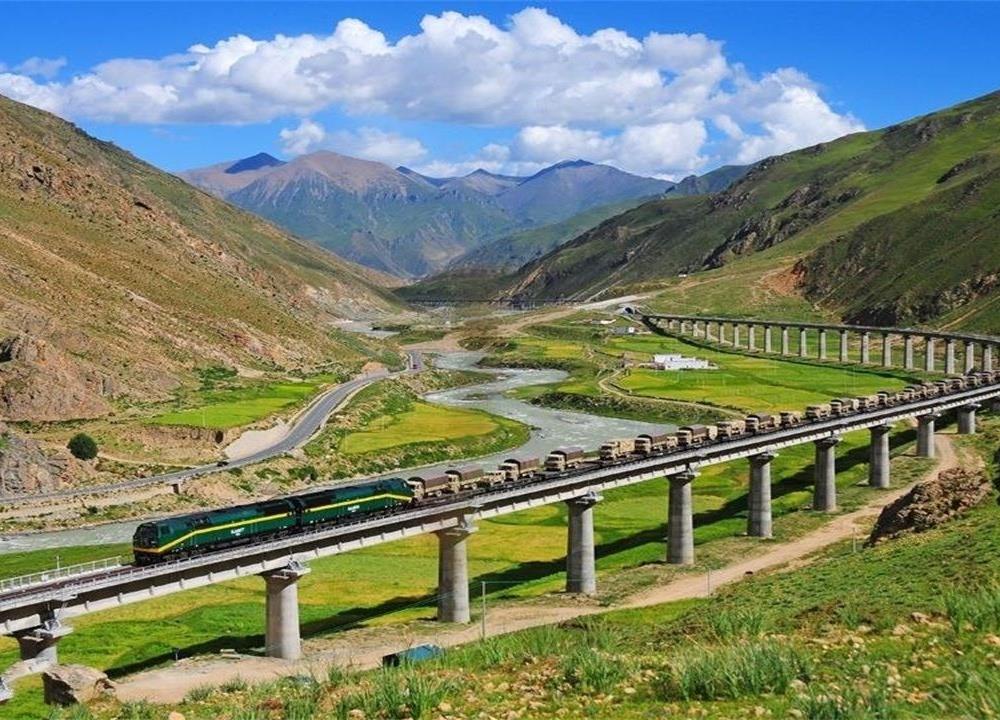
[1,2,998,177]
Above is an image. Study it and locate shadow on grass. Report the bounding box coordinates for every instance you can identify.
[105,426,925,678]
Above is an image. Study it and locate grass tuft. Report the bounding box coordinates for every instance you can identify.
[656,641,811,701]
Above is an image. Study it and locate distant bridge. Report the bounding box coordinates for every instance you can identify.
[2,317,998,702]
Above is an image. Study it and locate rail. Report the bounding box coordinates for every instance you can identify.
[2,376,998,619]
[0,557,123,594]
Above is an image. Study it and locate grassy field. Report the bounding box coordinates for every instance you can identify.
[148,375,337,430]
[59,416,1000,720]
[483,315,920,419]
[340,402,503,455]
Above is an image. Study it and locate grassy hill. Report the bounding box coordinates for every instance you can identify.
[501,90,1000,332]
[0,93,397,420]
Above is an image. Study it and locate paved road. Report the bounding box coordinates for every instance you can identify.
[2,357,420,505]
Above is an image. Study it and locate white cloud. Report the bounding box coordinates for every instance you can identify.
[0,8,864,174]
[13,56,66,79]
[279,119,327,156]
[279,119,427,165]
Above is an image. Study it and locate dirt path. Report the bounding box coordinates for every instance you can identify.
[115,432,963,704]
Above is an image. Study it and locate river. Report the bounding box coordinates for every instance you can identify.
[0,352,669,553]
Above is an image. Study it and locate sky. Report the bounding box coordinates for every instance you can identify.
[1,2,998,179]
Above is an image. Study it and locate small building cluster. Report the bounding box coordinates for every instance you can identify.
[650,353,714,371]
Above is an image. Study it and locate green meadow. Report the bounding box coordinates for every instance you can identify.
[340,402,501,455]
[148,376,337,430]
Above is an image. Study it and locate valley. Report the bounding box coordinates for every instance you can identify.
[1,9,999,717]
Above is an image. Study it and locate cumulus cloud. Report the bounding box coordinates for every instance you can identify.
[0,8,864,174]
[279,119,427,165]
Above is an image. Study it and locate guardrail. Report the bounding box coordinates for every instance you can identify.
[0,557,122,594]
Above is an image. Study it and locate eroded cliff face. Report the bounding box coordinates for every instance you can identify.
[0,334,113,421]
[0,421,85,495]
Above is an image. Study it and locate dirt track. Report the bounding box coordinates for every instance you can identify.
[115,431,964,704]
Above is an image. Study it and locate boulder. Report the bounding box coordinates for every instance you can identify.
[866,468,991,546]
[42,665,115,706]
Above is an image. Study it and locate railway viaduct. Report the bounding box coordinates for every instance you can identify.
[2,315,999,702]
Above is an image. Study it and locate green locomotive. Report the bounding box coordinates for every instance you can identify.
[132,478,414,565]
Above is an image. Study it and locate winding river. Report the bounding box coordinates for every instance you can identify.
[0,352,668,553]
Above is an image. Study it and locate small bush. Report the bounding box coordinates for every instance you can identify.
[794,674,896,720]
[656,641,811,701]
[67,432,98,460]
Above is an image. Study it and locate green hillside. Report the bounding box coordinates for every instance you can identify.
[447,197,647,272]
[502,90,1000,332]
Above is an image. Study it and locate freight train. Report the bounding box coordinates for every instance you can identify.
[133,370,999,565]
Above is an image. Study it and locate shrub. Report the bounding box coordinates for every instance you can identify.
[655,641,811,701]
[794,673,896,719]
[67,432,98,460]
[184,684,215,702]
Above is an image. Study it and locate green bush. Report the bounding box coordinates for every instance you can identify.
[67,433,98,460]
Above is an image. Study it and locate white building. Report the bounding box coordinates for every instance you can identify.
[652,353,713,370]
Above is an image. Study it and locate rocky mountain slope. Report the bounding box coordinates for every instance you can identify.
[0,93,396,422]
[183,154,673,278]
[500,90,1000,332]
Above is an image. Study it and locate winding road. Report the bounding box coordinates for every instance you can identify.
[2,362,415,506]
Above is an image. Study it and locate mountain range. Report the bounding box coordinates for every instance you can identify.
[485,90,1000,332]
[182,153,679,278]
[0,93,395,421]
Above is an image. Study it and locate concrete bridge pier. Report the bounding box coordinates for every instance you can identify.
[799,328,808,357]
[263,562,310,660]
[818,330,827,360]
[566,492,602,595]
[747,452,776,538]
[965,342,976,373]
[781,326,790,356]
[706,321,715,342]
[946,339,956,374]
[840,330,849,363]
[667,469,698,565]
[985,345,994,372]
[904,335,915,370]
[957,404,980,435]
[925,338,936,372]
[718,323,728,344]
[764,325,773,353]
[916,413,939,458]
[882,333,893,368]
[869,425,892,489]
[437,520,477,623]
[861,332,871,364]
[733,324,742,348]
[748,324,757,351]
[14,619,72,669]
[813,437,841,512]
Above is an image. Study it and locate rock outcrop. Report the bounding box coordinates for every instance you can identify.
[867,468,991,546]
[0,334,112,421]
[42,665,115,706]
[0,422,77,495]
